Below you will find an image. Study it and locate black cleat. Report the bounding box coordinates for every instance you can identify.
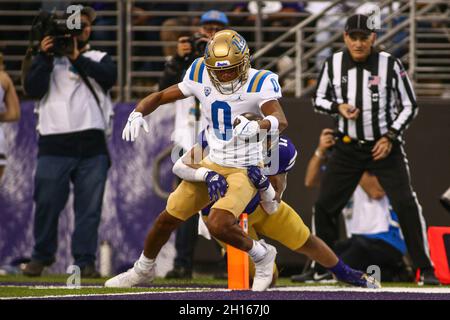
[165,266,192,279]
[80,264,101,278]
[291,269,314,282]
[418,269,440,286]
[291,269,335,283]
[22,260,46,277]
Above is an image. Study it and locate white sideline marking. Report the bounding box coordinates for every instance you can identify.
[269,286,450,294]
[34,285,103,289]
[0,287,230,300]
[0,285,103,289]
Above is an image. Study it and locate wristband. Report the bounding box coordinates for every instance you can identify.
[194,167,211,181]
[260,184,276,202]
[383,129,398,143]
[263,115,279,134]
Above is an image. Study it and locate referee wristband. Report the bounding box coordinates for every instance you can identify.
[194,167,211,181]
[384,129,399,143]
[264,115,279,134]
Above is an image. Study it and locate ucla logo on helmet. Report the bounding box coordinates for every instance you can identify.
[232,34,247,52]
[215,60,231,67]
[204,87,211,96]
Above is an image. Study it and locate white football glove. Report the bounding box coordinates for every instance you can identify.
[233,115,260,140]
[122,111,149,142]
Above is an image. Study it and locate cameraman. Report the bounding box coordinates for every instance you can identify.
[22,6,117,277]
[159,10,229,90]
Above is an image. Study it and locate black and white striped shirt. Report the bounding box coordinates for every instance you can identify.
[313,49,418,141]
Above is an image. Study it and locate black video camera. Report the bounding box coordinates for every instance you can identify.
[189,32,209,57]
[30,11,86,56]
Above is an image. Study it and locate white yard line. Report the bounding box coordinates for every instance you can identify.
[269,286,450,294]
[0,287,231,300]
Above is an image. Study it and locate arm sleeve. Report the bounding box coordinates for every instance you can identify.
[390,59,418,134]
[71,54,117,92]
[259,184,280,215]
[24,52,54,99]
[313,60,339,115]
[172,157,209,182]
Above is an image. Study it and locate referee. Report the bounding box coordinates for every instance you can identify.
[312,14,439,285]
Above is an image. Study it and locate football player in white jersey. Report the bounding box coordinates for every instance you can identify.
[106,30,287,291]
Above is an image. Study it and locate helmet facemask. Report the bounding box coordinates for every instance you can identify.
[204,30,251,95]
[206,55,250,94]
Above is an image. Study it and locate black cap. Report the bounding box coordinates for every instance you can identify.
[80,5,96,23]
[345,14,374,36]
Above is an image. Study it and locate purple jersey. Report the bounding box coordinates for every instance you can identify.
[243,135,297,213]
[265,136,298,175]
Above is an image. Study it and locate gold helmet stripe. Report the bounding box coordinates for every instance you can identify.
[189,58,206,83]
[247,70,272,93]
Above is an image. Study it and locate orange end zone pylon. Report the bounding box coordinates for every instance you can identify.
[227,213,250,290]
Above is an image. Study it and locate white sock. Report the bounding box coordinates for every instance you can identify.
[248,240,267,263]
[135,252,155,272]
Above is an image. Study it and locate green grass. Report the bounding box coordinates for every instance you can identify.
[0,274,106,285]
[0,274,334,288]
[0,275,227,298]
[0,286,178,298]
[0,275,448,299]
[0,274,229,286]
[0,275,231,298]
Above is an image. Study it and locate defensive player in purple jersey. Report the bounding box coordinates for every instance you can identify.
[173,113,381,288]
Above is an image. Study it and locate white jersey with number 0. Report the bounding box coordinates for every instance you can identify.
[177,58,282,167]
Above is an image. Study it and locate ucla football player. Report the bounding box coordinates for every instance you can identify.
[172,113,381,289]
[106,31,288,291]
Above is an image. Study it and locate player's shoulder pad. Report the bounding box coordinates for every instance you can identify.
[278,135,298,173]
[188,57,206,84]
[246,69,277,93]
